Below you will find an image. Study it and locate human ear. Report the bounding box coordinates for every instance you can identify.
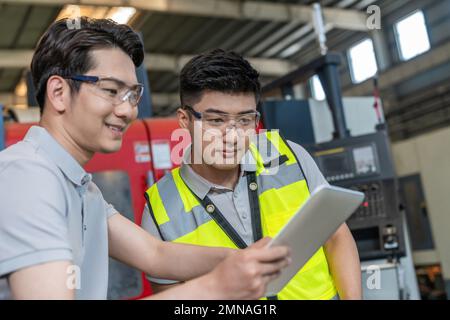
[46,75,70,113]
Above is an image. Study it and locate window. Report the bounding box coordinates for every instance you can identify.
[395,10,430,61]
[348,38,378,84]
[310,75,326,101]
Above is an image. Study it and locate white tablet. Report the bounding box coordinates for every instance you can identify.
[265,185,364,297]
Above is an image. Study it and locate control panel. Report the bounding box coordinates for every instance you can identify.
[306,130,405,261]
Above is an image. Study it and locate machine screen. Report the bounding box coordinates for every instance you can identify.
[353,145,377,175]
[322,153,352,175]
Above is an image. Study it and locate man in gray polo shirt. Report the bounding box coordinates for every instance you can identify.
[142,49,362,299]
[0,17,290,300]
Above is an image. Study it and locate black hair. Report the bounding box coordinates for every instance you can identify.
[30,16,144,113]
[179,49,261,107]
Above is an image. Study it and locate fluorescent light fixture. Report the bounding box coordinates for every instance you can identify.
[56,5,109,21]
[56,5,137,25]
[108,7,137,24]
[348,38,378,84]
[395,10,430,61]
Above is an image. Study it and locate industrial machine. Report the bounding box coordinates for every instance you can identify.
[308,130,405,261]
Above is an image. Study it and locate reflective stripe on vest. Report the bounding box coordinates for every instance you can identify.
[145,130,337,300]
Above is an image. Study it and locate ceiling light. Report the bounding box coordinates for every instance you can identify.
[56,5,137,25]
[107,7,137,24]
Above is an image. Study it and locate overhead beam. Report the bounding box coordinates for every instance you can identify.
[322,5,368,31]
[0,50,34,68]
[144,53,294,76]
[0,50,294,77]
[0,0,370,31]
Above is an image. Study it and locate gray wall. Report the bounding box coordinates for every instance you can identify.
[392,126,450,297]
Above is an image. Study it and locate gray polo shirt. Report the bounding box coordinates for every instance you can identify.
[141,140,328,284]
[0,126,118,299]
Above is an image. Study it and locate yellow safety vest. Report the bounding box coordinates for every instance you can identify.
[145,130,337,300]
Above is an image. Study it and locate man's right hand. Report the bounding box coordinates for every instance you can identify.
[206,237,291,300]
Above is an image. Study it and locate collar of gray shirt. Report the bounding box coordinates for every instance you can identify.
[24,126,92,193]
[179,144,257,200]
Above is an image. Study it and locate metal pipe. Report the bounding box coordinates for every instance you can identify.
[312,3,328,56]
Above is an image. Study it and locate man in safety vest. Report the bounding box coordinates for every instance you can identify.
[142,49,362,300]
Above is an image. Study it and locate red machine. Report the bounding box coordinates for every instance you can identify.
[5,118,186,299]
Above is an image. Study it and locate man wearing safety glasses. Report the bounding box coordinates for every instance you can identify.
[142,49,362,300]
[0,18,290,300]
